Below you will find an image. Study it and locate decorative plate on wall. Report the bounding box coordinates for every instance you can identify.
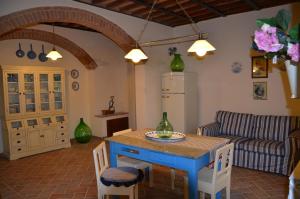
[71,69,79,79]
[72,81,80,91]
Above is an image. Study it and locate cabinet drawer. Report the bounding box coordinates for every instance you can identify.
[11,146,26,154]
[56,137,68,145]
[57,125,67,130]
[12,137,26,147]
[56,131,67,138]
[11,131,26,139]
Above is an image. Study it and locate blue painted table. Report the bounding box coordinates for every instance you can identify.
[106,130,228,199]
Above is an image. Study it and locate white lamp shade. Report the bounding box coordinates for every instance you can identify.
[46,47,62,61]
[124,48,148,63]
[188,39,216,56]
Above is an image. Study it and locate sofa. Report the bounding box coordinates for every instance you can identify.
[200,111,300,175]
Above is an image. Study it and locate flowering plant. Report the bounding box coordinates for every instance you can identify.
[252,9,299,64]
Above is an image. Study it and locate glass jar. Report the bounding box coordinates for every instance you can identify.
[74,118,92,143]
[170,54,184,72]
[156,112,173,138]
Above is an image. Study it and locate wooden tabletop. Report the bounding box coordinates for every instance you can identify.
[106,130,229,159]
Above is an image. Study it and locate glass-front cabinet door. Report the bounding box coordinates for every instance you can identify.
[5,72,21,116]
[23,73,37,114]
[39,73,51,113]
[52,73,65,112]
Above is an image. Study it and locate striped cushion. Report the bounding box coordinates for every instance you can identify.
[253,115,291,141]
[216,111,254,137]
[237,139,285,156]
[216,135,250,149]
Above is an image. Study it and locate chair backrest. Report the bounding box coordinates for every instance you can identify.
[113,129,132,136]
[197,127,202,136]
[93,142,109,187]
[212,143,234,185]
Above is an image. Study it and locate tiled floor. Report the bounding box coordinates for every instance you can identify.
[0,137,289,199]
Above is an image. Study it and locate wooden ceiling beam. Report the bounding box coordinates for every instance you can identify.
[241,0,260,10]
[192,0,226,17]
[131,0,189,21]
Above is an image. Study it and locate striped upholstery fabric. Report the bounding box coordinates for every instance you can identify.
[216,111,254,137]
[237,139,285,156]
[233,150,286,174]
[200,111,300,175]
[253,115,291,141]
[201,122,220,137]
[216,135,250,149]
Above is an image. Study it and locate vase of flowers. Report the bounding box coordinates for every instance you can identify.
[252,9,299,98]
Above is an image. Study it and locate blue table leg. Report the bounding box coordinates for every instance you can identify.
[188,169,198,199]
[216,191,221,199]
[109,142,117,167]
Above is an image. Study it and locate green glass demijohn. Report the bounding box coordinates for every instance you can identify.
[156,112,174,138]
[74,118,92,143]
[170,53,184,72]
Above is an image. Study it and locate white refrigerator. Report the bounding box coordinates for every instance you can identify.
[161,72,198,133]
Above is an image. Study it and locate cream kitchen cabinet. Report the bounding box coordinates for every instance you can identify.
[0,66,70,160]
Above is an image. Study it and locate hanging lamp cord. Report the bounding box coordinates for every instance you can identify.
[136,0,159,45]
[175,0,200,37]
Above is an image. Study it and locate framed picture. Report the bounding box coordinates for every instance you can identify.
[252,56,268,78]
[253,82,267,100]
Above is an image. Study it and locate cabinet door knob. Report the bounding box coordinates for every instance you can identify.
[17,140,21,143]
[61,133,64,135]
[40,135,45,138]
[16,133,20,136]
[18,148,22,151]
[62,140,65,142]
[61,126,64,129]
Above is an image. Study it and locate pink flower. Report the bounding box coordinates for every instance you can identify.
[287,43,299,62]
[254,24,284,52]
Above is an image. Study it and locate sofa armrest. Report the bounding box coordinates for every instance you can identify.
[284,130,300,175]
[199,122,220,137]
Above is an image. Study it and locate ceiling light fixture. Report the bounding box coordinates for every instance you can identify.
[176,0,216,57]
[47,25,62,61]
[124,0,158,64]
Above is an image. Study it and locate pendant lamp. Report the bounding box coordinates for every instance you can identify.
[124,0,158,64]
[187,35,216,57]
[47,25,62,61]
[175,0,216,57]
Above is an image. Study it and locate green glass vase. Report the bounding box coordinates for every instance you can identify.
[156,112,173,138]
[170,54,184,72]
[74,118,92,143]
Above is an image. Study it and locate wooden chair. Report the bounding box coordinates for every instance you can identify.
[184,143,234,199]
[93,142,140,199]
[113,129,153,187]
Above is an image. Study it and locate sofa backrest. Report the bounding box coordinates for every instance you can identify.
[253,115,300,141]
[216,111,254,138]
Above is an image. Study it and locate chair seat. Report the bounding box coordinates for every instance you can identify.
[197,167,228,193]
[100,167,143,187]
[118,156,152,169]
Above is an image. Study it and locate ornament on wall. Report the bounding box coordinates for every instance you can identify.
[72,81,79,91]
[71,69,79,79]
[231,62,242,73]
[16,43,25,58]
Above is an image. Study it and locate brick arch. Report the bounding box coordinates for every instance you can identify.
[0,29,97,69]
[0,6,135,57]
